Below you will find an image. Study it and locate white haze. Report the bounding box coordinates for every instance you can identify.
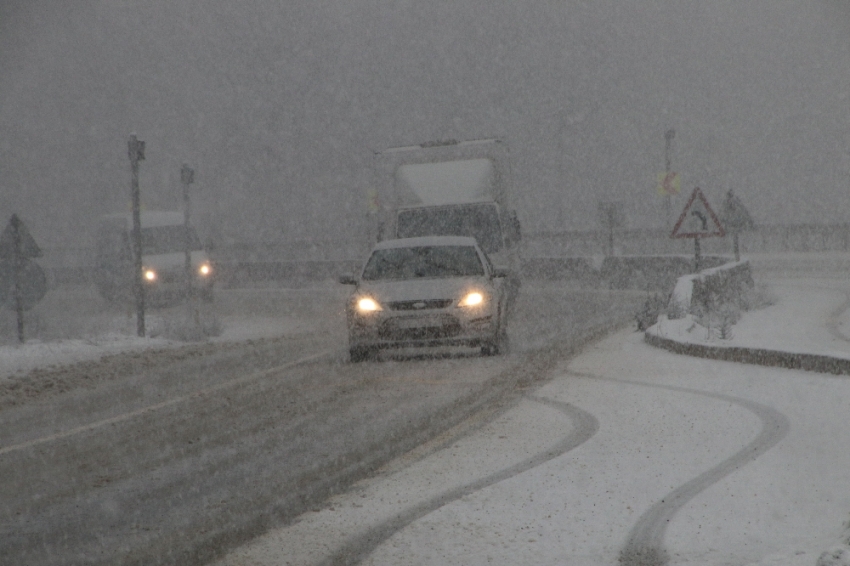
[2,1,850,252]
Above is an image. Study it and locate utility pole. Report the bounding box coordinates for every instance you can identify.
[665,128,675,226]
[128,133,146,337]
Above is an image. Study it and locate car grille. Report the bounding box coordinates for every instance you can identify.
[379,314,461,340]
[157,271,181,283]
[388,299,453,311]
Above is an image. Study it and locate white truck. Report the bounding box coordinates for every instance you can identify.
[371,138,522,301]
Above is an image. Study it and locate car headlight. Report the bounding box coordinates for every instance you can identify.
[143,268,157,282]
[458,291,485,307]
[198,262,212,277]
[356,297,382,312]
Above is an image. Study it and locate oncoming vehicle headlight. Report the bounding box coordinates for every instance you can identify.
[356,297,382,312]
[198,262,212,277]
[458,291,485,307]
[143,268,157,282]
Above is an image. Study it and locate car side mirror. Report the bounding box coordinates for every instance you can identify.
[492,267,509,279]
[338,274,358,285]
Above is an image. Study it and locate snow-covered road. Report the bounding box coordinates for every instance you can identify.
[1,280,642,565]
[214,275,850,566]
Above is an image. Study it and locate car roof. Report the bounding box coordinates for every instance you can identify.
[372,236,480,250]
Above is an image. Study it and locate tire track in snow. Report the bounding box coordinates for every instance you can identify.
[321,395,599,566]
[565,374,791,566]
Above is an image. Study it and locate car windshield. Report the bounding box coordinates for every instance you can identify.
[141,225,203,255]
[361,245,485,281]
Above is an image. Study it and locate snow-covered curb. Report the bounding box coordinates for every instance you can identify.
[645,318,850,376]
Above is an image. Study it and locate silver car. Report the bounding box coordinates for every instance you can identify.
[340,236,510,361]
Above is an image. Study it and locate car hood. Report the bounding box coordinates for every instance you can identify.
[356,276,492,303]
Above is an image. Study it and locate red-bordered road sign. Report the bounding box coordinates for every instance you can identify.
[670,187,725,239]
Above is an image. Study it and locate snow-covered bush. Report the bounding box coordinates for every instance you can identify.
[635,293,668,330]
[690,261,753,334]
[644,260,756,335]
[637,260,768,336]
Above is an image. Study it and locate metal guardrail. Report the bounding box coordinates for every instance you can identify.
[45,255,731,294]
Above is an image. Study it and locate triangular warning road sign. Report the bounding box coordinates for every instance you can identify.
[670,187,725,239]
[0,214,42,260]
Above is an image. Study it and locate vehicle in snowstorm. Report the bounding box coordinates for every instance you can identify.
[339,236,509,361]
[93,211,214,306]
[372,139,522,307]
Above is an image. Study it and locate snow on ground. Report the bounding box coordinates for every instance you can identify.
[0,316,308,380]
[7,255,850,565]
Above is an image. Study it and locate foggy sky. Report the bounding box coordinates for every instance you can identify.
[2,0,850,251]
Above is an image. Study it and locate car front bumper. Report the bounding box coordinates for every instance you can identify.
[143,273,215,304]
[347,308,499,350]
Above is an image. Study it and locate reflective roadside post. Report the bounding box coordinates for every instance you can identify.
[128,133,146,337]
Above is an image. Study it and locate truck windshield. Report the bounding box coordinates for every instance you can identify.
[362,246,485,281]
[396,203,503,253]
[141,225,203,255]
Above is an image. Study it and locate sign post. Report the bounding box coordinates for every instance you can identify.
[670,187,725,271]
